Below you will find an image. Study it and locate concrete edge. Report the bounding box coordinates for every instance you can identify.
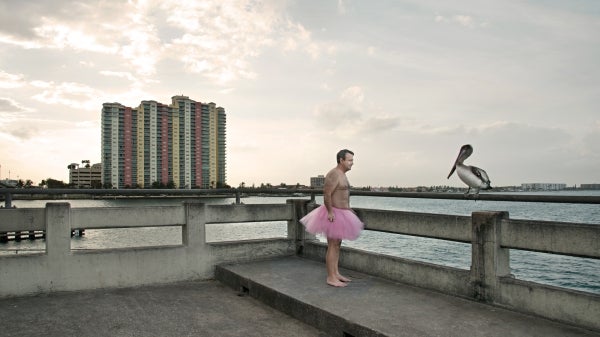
[215,263,387,337]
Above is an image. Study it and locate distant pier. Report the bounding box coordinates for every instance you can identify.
[0,230,45,242]
[0,229,84,243]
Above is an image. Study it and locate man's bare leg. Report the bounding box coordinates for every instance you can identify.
[332,240,351,282]
[326,239,346,287]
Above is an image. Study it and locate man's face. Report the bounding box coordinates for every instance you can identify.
[341,154,354,171]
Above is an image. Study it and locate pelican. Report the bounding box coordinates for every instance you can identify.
[447,144,492,196]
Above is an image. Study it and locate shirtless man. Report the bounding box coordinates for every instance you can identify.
[300,149,364,287]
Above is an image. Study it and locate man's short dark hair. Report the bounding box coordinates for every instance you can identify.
[336,149,354,163]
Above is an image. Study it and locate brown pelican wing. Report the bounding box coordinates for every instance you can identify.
[471,166,491,184]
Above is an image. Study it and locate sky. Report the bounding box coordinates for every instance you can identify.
[1,0,599,188]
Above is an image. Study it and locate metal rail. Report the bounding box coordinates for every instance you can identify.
[2,188,599,208]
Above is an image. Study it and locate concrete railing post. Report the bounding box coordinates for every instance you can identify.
[45,203,71,257]
[288,199,315,255]
[45,203,72,290]
[183,202,214,278]
[183,202,207,249]
[3,192,12,208]
[235,189,241,205]
[470,211,510,302]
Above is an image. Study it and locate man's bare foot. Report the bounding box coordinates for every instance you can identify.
[337,274,351,282]
[327,278,347,287]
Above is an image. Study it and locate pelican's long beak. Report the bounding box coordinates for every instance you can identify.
[448,144,472,179]
[447,164,456,179]
[447,149,462,178]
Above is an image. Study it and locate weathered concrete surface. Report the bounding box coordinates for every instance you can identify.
[217,256,600,337]
[0,280,326,337]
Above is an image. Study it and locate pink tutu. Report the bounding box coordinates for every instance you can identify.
[300,205,364,240]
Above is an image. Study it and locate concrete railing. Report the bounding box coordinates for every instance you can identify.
[297,203,600,332]
[0,201,299,297]
[1,198,599,332]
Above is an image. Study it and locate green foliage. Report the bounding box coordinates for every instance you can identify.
[44,178,68,188]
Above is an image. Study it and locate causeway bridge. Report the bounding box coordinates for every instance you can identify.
[0,189,599,336]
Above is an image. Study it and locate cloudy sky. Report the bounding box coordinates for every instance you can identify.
[1,0,598,188]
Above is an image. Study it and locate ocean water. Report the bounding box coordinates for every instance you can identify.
[2,191,599,294]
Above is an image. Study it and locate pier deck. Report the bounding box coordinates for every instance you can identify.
[0,278,323,337]
[217,256,598,337]
[2,256,598,337]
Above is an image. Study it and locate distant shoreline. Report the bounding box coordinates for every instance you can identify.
[1,193,310,201]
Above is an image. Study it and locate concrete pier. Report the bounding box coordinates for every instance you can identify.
[1,256,598,337]
[1,195,599,336]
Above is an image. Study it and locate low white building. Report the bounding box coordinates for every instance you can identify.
[310,175,325,188]
[69,163,102,188]
[521,183,566,191]
[0,179,17,188]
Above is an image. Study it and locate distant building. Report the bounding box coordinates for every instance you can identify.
[69,163,102,188]
[521,183,566,191]
[0,179,17,188]
[101,95,226,189]
[580,184,600,190]
[310,175,325,188]
[370,187,390,192]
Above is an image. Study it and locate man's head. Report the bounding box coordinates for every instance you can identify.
[336,149,354,172]
[336,149,354,164]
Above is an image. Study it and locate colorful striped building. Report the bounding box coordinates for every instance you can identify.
[101,95,226,189]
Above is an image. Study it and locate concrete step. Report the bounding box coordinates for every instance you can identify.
[216,256,600,337]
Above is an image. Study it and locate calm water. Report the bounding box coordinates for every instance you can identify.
[2,191,599,294]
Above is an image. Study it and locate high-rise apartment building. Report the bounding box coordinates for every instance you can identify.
[101,95,226,189]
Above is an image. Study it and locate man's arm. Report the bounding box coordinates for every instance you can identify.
[323,170,339,221]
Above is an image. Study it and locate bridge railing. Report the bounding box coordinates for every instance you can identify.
[3,187,600,208]
[1,192,598,331]
[297,199,599,332]
[0,201,299,298]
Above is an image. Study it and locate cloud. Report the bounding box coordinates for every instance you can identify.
[1,1,598,187]
[0,2,59,39]
[30,81,105,110]
[0,2,156,77]
[0,112,99,141]
[337,0,347,15]
[434,14,486,28]
[0,117,101,182]
[313,86,399,137]
[160,1,276,83]
[161,1,323,84]
[33,18,117,54]
[0,97,34,138]
[2,125,38,140]
[0,70,26,89]
[0,97,29,114]
[581,124,600,158]
[99,71,138,82]
[340,86,364,104]
[1,0,324,87]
